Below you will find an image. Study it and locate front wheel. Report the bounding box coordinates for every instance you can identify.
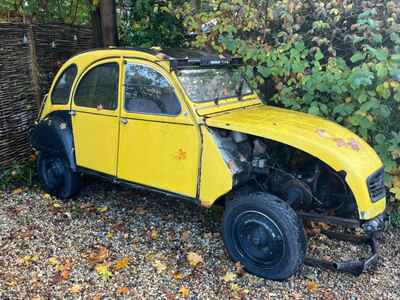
[37,152,81,199]
[223,192,306,280]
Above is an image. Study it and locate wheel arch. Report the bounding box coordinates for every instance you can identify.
[30,110,77,172]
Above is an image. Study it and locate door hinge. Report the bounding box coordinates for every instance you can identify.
[120,118,128,125]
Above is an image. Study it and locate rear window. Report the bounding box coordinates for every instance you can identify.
[51,64,77,105]
[74,63,119,110]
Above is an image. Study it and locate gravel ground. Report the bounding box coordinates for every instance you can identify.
[0,179,399,299]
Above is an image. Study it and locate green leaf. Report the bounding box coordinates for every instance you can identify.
[350,52,365,63]
[314,51,324,61]
[375,133,386,145]
[256,65,270,77]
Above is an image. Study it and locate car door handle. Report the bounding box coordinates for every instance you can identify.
[120,118,128,125]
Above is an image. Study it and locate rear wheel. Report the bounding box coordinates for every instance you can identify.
[223,192,306,280]
[37,152,81,199]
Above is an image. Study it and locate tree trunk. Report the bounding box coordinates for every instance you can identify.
[90,5,103,47]
[192,0,201,12]
[99,0,118,47]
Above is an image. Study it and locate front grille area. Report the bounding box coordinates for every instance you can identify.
[367,168,386,202]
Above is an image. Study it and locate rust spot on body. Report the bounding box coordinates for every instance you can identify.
[176,149,187,160]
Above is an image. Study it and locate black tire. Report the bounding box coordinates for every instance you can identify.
[223,192,306,280]
[37,152,81,199]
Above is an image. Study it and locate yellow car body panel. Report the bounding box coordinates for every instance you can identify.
[204,104,386,219]
[72,112,120,176]
[199,126,233,206]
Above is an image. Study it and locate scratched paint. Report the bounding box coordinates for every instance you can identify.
[316,128,360,152]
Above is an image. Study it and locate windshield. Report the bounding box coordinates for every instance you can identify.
[176,68,252,103]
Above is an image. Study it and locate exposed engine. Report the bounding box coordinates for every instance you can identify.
[211,128,357,217]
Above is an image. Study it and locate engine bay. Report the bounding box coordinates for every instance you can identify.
[210,128,357,218]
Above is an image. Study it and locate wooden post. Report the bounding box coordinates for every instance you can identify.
[99,0,118,47]
[27,24,42,108]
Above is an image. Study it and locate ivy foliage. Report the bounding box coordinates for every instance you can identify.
[118,0,187,48]
[177,0,400,201]
[0,0,92,25]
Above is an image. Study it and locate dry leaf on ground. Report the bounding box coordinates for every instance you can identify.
[235,261,245,276]
[186,251,203,267]
[148,228,158,240]
[114,256,129,271]
[95,264,112,281]
[222,271,237,282]
[178,287,190,298]
[117,287,129,295]
[152,260,167,273]
[172,271,184,280]
[88,246,109,264]
[181,231,190,241]
[306,280,319,292]
[69,284,81,294]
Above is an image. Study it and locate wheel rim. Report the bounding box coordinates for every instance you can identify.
[42,156,65,190]
[233,210,285,268]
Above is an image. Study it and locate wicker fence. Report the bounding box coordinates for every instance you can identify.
[0,23,95,170]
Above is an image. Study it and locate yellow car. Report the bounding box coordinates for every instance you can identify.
[30,48,386,280]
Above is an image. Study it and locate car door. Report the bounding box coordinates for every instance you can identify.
[71,58,121,176]
[118,59,200,197]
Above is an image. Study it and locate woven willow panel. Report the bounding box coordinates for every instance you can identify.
[0,23,95,170]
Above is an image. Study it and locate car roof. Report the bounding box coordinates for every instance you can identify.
[74,47,227,61]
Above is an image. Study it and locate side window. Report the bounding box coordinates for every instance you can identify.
[51,64,77,105]
[124,63,181,115]
[74,63,119,110]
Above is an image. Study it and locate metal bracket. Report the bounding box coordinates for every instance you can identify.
[299,212,380,276]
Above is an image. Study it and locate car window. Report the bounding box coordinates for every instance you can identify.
[124,63,181,115]
[51,64,77,105]
[74,63,119,110]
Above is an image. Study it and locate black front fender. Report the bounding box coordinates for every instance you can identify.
[30,111,77,172]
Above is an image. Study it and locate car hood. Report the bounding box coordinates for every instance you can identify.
[205,105,381,175]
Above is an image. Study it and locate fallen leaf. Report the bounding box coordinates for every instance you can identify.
[222,271,237,282]
[106,232,113,239]
[114,256,129,271]
[235,261,245,276]
[172,271,184,280]
[181,231,190,241]
[12,188,24,194]
[306,280,319,292]
[97,206,108,213]
[230,283,240,291]
[135,207,146,215]
[60,259,73,280]
[69,284,81,294]
[117,287,129,295]
[186,251,203,267]
[149,228,158,240]
[48,257,59,266]
[53,202,62,208]
[88,246,109,264]
[152,260,167,273]
[95,264,112,281]
[178,287,190,298]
